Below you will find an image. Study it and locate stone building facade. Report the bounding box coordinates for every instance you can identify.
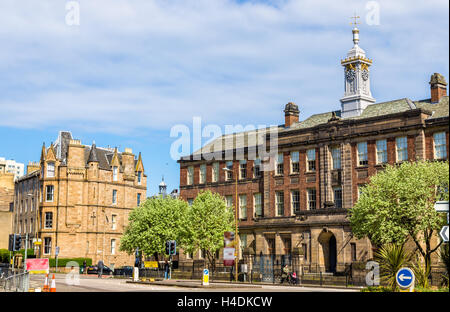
[178,28,449,274]
[13,131,147,268]
[0,171,15,249]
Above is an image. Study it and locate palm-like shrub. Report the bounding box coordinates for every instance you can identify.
[374,243,411,291]
[411,254,430,288]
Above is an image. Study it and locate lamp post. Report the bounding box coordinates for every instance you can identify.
[223,167,238,283]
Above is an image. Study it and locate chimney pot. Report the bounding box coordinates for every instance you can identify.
[284,102,300,128]
[430,73,447,103]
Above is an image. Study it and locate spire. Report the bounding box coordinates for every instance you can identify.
[40,142,46,161]
[88,142,99,163]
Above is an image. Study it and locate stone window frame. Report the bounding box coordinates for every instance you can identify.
[307,188,316,210]
[357,142,368,166]
[395,136,408,162]
[112,166,118,182]
[46,162,55,178]
[239,160,247,180]
[275,191,284,216]
[111,214,117,230]
[433,132,447,160]
[290,151,300,174]
[306,149,316,172]
[375,139,388,164]
[291,190,300,214]
[44,237,52,255]
[112,189,118,205]
[253,193,262,217]
[351,243,357,261]
[137,171,142,185]
[239,194,247,220]
[45,185,54,202]
[331,146,341,170]
[254,158,261,178]
[276,153,284,176]
[333,187,343,209]
[111,239,116,255]
[212,162,219,182]
[44,212,53,229]
[187,166,194,185]
[225,195,233,209]
[199,164,207,184]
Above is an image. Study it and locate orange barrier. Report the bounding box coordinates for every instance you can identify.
[43,274,49,292]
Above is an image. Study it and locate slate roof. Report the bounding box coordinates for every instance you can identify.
[186,96,449,158]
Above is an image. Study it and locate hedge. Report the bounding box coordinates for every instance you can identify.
[49,258,92,268]
[0,249,34,263]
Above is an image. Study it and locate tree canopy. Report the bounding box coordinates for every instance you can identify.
[349,160,449,267]
[119,196,188,256]
[181,190,235,270]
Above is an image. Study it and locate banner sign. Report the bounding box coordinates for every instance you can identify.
[223,247,235,266]
[224,231,235,247]
[26,258,49,274]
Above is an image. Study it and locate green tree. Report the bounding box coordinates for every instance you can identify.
[119,196,189,257]
[182,190,235,272]
[349,160,449,270]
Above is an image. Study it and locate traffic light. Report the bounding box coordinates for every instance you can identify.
[8,234,14,252]
[165,241,170,255]
[169,240,176,256]
[14,234,22,251]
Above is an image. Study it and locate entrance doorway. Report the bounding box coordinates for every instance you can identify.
[318,230,337,273]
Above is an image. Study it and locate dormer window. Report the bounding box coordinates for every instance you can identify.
[47,162,55,178]
[113,166,118,181]
[137,171,142,184]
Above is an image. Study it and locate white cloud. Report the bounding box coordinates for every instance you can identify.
[0,0,448,134]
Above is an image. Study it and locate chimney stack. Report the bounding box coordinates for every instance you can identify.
[430,73,447,103]
[284,102,300,128]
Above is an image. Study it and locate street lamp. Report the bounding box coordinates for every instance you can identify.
[222,167,238,283]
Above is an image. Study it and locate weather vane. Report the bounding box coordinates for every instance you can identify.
[350,13,360,27]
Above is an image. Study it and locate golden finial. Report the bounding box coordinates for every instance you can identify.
[350,13,360,27]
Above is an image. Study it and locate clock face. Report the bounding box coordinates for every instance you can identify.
[362,69,369,81]
[346,69,356,82]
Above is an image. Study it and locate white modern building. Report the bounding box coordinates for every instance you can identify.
[0,157,25,180]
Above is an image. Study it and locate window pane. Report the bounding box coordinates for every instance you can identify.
[331,147,341,169]
[357,142,368,166]
[434,132,447,159]
[308,189,316,210]
[239,195,247,219]
[376,140,387,164]
[291,191,300,213]
[254,193,262,217]
[396,137,408,161]
[333,187,342,208]
[276,192,284,216]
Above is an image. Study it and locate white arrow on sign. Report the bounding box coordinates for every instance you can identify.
[398,274,412,282]
[440,226,449,242]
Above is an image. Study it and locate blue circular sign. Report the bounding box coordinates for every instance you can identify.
[203,269,209,275]
[396,267,414,288]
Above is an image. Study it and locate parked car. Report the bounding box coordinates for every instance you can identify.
[113,266,133,277]
[86,265,113,275]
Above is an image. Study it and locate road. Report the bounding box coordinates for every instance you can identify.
[28,274,359,292]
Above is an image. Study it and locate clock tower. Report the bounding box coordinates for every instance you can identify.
[340,21,375,118]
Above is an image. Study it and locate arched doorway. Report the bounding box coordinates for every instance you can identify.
[328,235,337,273]
[318,230,337,273]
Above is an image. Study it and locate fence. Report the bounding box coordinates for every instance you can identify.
[0,271,29,292]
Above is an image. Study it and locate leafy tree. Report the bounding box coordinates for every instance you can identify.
[350,160,449,269]
[119,196,189,258]
[181,190,235,272]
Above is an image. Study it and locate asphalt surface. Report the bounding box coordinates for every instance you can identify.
[28,274,360,292]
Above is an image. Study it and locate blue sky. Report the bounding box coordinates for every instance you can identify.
[0,0,448,195]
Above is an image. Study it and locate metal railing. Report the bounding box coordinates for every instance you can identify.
[1,271,29,292]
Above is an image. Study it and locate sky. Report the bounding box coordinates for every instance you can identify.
[0,0,448,195]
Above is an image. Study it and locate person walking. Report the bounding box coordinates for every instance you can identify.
[280,264,290,284]
[164,260,170,280]
[97,260,104,278]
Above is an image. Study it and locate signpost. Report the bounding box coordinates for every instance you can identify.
[435,201,449,243]
[440,226,449,243]
[202,268,209,286]
[396,267,415,292]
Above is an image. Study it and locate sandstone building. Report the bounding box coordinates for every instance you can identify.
[13,131,147,268]
[178,27,449,275]
[0,171,14,249]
